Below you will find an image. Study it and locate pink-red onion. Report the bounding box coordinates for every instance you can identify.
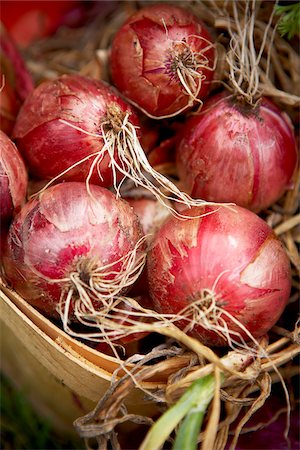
[0,129,28,223]
[13,74,140,187]
[2,1,88,47]
[176,94,298,212]
[147,205,291,347]
[110,3,215,118]
[2,182,145,322]
[147,135,177,168]
[0,24,34,135]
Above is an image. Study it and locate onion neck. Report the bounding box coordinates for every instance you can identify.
[229,94,261,117]
[103,103,127,134]
[167,42,198,80]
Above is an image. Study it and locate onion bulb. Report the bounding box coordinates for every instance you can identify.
[0,129,28,223]
[2,182,146,338]
[13,73,216,218]
[110,3,215,118]
[0,24,34,135]
[147,205,291,347]
[176,94,298,212]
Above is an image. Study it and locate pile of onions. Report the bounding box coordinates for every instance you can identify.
[110,3,215,118]
[2,182,145,331]
[13,73,213,217]
[0,3,298,448]
[147,205,291,347]
[0,24,34,135]
[0,129,28,223]
[176,94,298,212]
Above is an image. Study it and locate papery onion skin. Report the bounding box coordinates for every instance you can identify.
[13,74,140,186]
[0,24,34,135]
[0,130,28,223]
[110,3,215,118]
[147,205,291,347]
[2,182,144,318]
[126,196,171,237]
[176,94,298,212]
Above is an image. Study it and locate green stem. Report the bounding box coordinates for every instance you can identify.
[173,408,205,450]
[139,374,218,450]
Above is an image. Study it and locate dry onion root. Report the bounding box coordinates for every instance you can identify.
[224,0,276,105]
[209,0,300,109]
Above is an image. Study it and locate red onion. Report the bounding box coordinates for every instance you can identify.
[13,74,139,187]
[2,182,145,334]
[0,129,28,223]
[110,3,215,118]
[13,73,211,217]
[0,24,34,135]
[176,94,298,212]
[147,135,177,168]
[2,1,87,47]
[147,205,291,347]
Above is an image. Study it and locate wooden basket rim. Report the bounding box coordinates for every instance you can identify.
[0,280,165,387]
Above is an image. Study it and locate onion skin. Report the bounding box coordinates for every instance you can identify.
[176,94,298,212]
[110,3,215,118]
[2,182,143,318]
[125,196,171,237]
[147,135,177,168]
[0,24,34,135]
[13,74,140,186]
[0,130,28,223]
[147,205,291,347]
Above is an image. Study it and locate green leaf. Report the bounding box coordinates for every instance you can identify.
[140,374,218,450]
[275,3,300,40]
[173,408,206,450]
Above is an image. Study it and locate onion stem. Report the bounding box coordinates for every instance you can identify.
[140,374,221,450]
[173,408,205,450]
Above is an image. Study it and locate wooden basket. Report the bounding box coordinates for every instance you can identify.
[0,281,161,436]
